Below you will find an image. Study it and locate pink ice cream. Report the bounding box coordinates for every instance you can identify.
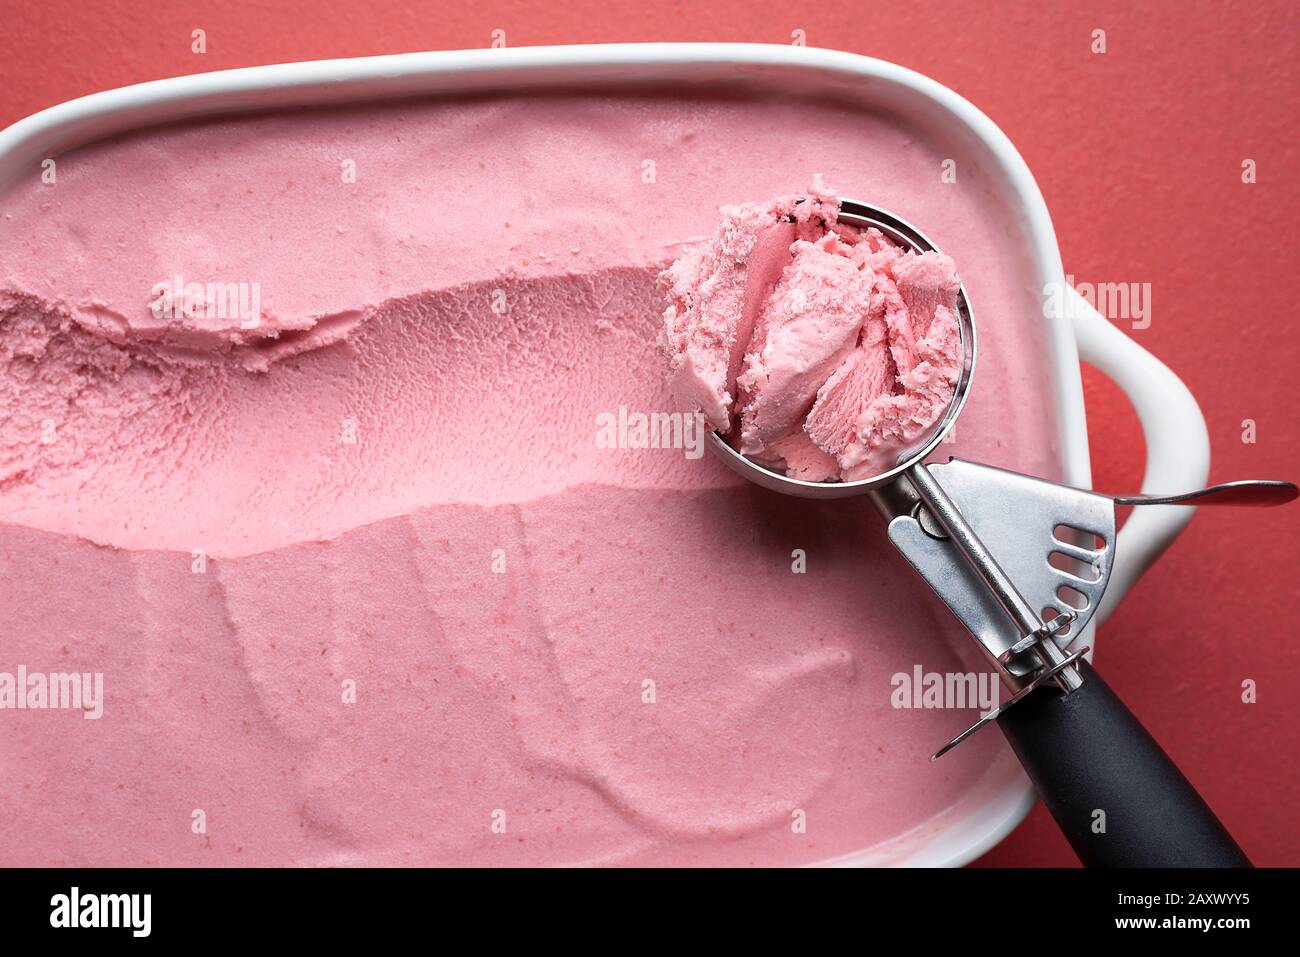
[0,90,1062,866]
[662,185,963,481]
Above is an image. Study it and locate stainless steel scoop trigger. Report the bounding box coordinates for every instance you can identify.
[879,458,1114,757]
[883,460,1297,756]
[881,458,1117,672]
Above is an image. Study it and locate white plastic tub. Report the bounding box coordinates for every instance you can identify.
[0,42,1209,866]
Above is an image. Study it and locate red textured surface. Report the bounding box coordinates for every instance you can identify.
[2,0,1296,867]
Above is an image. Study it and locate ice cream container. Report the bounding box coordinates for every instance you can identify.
[0,43,1210,866]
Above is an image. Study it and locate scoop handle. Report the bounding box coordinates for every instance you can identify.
[996,659,1251,867]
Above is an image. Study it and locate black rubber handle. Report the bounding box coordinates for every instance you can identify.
[997,659,1251,867]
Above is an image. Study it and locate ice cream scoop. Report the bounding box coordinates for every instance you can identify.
[662,187,965,481]
[681,195,1295,868]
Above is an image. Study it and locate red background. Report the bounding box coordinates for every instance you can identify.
[2,0,1296,866]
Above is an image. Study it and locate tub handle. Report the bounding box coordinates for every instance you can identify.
[1066,286,1209,622]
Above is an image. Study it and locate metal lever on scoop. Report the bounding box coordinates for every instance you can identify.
[1110,479,1298,507]
[877,465,1299,758]
[896,464,1286,866]
[920,475,1294,759]
[905,462,1083,695]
